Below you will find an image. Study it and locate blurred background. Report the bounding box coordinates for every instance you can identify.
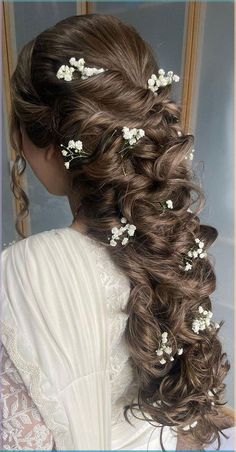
[2,1,234,407]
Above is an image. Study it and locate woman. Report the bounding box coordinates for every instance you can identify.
[1,13,234,451]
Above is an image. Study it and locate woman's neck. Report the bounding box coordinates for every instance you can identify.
[67,193,88,234]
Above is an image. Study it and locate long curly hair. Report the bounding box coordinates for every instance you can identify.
[9,13,231,450]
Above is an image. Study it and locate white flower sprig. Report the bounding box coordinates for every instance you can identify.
[60,139,89,169]
[119,127,145,157]
[179,237,207,272]
[56,57,107,81]
[108,216,136,247]
[147,69,180,95]
[155,332,183,365]
[192,305,220,334]
[69,57,107,80]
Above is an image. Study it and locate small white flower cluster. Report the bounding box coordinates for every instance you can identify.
[182,420,198,431]
[69,57,107,80]
[160,199,173,212]
[60,139,88,169]
[121,127,145,146]
[56,57,107,82]
[192,305,220,334]
[147,69,180,95]
[56,65,75,82]
[179,237,207,272]
[155,332,183,365]
[108,217,136,247]
[185,148,195,160]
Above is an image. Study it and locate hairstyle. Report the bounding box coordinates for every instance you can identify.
[9,13,231,451]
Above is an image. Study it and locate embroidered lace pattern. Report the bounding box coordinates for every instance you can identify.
[0,343,55,450]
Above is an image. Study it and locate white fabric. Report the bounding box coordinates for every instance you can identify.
[1,226,178,450]
[1,343,55,450]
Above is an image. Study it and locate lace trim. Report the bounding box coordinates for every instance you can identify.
[1,344,55,450]
[1,320,72,450]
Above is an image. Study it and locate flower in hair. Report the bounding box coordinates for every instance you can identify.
[208,388,218,406]
[56,65,75,82]
[155,331,183,365]
[179,237,207,272]
[177,130,195,160]
[147,69,180,95]
[182,420,198,431]
[60,139,89,169]
[165,199,173,209]
[122,127,145,146]
[119,127,145,158]
[192,305,220,334]
[56,57,107,81]
[185,148,195,160]
[159,199,174,212]
[108,216,136,247]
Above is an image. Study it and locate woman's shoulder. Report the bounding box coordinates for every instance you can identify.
[1,226,109,290]
[2,227,85,262]
[2,226,130,303]
[2,227,59,253]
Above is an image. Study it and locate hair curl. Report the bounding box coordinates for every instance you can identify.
[9,13,231,451]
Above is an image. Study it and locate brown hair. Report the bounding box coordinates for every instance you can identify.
[9,13,231,450]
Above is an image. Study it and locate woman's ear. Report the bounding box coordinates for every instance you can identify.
[45,144,58,162]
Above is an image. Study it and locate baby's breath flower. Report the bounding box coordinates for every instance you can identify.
[185,148,195,160]
[180,236,207,272]
[108,216,136,246]
[121,126,145,147]
[56,57,107,82]
[192,305,218,335]
[183,420,198,431]
[59,140,89,169]
[166,199,173,209]
[155,331,183,365]
[56,65,75,81]
[147,69,180,95]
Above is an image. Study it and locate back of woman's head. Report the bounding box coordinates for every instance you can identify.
[9,13,231,451]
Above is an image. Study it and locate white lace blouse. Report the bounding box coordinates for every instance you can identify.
[1,227,178,450]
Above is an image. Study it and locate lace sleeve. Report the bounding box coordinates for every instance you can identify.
[1,343,55,450]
